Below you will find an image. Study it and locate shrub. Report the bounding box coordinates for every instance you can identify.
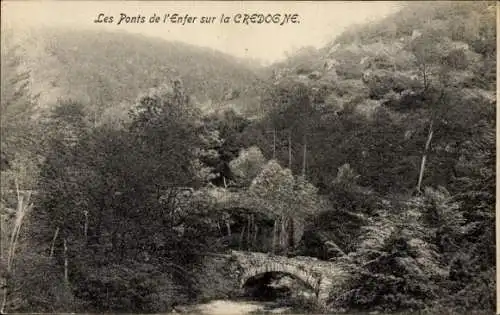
[73,261,184,313]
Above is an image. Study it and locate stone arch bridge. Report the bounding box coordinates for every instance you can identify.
[203,250,351,306]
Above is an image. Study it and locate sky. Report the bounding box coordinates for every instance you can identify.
[2,1,402,64]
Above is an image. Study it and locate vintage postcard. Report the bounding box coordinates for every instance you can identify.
[0,1,496,314]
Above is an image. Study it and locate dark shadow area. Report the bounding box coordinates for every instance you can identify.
[242,272,315,303]
[243,272,291,301]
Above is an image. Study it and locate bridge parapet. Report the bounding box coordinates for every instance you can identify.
[230,250,345,277]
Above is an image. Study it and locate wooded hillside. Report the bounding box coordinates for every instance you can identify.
[1,2,495,314]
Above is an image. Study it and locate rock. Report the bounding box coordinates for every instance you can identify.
[308,71,322,80]
[411,29,422,40]
[172,305,191,313]
[269,306,292,313]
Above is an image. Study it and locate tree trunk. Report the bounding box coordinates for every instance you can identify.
[302,135,307,177]
[288,219,295,249]
[0,214,3,259]
[111,227,120,255]
[288,131,292,169]
[273,129,276,159]
[422,62,428,90]
[271,219,277,254]
[253,224,258,249]
[282,217,288,254]
[83,210,88,242]
[63,238,69,285]
[248,215,254,250]
[417,120,434,193]
[7,194,24,268]
[96,207,103,244]
[0,278,6,315]
[247,215,251,250]
[239,226,246,250]
[119,233,127,260]
[279,217,283,254]
[49,227,59,258]
[1,189,32,314]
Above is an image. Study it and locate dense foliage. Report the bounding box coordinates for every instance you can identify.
[1,2,495,314]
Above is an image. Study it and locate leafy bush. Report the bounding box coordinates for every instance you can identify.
[229,146,266,187]
[5,254,82,313]
[73,261,185,312]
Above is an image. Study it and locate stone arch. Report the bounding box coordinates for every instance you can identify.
[239,262,322,295]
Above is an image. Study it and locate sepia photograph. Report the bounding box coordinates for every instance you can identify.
[0,1,496,314]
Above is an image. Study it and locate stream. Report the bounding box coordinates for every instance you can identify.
[172,299,297,314]
[172,275,317,314]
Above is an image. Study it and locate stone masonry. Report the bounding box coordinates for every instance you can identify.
[226,250,351,306]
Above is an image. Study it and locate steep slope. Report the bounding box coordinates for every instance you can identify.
[253,3,495,312]
[266,1,496,118]
[251,1,495,194]
[8,27,265,119]
[254,3,495,312]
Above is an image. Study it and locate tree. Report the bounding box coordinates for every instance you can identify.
[249,160,320,254]
[229,146,266,187]
[0,32,46,313]
[128,80,201,189]
[35,82,223,312]
[0,31,39,163]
